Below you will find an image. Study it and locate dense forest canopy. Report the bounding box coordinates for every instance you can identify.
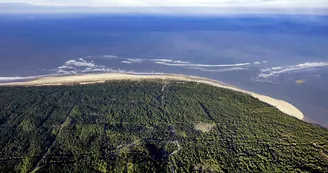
[0,80,327,172]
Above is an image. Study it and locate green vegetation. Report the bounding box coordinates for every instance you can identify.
[0,80,327,173]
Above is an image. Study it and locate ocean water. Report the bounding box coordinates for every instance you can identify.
[0,14,328,127]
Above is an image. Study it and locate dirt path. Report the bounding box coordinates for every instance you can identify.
[30,93,82,173]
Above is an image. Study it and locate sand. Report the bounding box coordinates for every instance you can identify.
[194,122,216,133]
[0,73,304,120]
[295,80,306,84]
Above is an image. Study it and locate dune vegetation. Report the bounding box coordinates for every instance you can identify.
[0,80,327,173]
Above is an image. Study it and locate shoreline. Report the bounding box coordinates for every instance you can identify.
[0,73,304,120]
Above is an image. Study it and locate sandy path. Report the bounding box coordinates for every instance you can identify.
[0,73,304,120]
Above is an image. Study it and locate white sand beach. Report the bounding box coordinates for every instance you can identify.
[0,73,304,120]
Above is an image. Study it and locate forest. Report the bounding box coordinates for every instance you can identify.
[0,80,327,172]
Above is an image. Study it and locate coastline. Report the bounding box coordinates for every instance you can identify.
[0,73,304,120]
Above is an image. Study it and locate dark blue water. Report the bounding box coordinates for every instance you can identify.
[0,13,328,127]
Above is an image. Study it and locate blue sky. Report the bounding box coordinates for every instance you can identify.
[1,0,327,8]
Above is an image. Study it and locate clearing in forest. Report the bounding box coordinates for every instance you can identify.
[194,122,216,132]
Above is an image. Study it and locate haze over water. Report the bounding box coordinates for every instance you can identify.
[0,14,328,127]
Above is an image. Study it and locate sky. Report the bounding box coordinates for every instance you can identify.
[1,0,328,8]
[0,0,327,14]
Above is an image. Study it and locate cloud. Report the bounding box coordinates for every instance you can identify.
[1,0,328,8]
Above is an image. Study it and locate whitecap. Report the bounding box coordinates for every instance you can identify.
[64,59,95,67]
[121,61,132,64]
[155,61,251,67]
[126,58,144,63]
[258,62,328,79]
[189,67,247,73]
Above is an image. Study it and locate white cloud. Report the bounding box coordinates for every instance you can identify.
[2,0,328,7]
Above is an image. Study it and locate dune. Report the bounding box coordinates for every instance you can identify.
[0,73,304,120]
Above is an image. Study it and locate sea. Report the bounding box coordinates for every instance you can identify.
[0,13,328,127]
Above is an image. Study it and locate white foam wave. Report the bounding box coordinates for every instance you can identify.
[261,67,283,72]
[57,69,77,75]
[150,59,190,64]
[0,73,59,82]
[127,58,144,63]
[55,58,103,75]
[151,59,174,62]
[121,61,132,64]
[1,56,179,82]
[103,55,118,58]
[64,59,95,67]
[0,76,37,81]
[174,60,190,64]
[258,62,328,79]
[82,67,117,73]
[155,61,251,67]
[83,55,119,60]
[190,67,247,73]
[57,66,74,69]
[132,72,166,75]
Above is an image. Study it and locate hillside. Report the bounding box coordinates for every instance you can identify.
[0,80,327,172]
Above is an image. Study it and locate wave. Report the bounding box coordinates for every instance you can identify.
[0,73,59,82]
[60,59,96,68]
[57,69,77,75]
[57,66,75,69]
[133,72,165,75]
[149,58,189,63]
[174,60,190,64]
[83,55,253,70]
[56,58,106,74]
[189,67,247,73]
[151,59,174,62]
[126,58,144,63]
[84,55,119,59]
[155,61,251,67]
[103,55,119,58]
[0,55,259,83]
[121,61,132,64]
[0,76,38,81]
[258,62,328,79]
[62,56,254,75]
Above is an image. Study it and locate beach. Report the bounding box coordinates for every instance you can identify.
[0,73,304,120]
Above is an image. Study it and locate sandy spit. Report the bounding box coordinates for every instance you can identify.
[0,73,304,120]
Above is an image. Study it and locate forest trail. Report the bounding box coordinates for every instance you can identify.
[30,93,82,173]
